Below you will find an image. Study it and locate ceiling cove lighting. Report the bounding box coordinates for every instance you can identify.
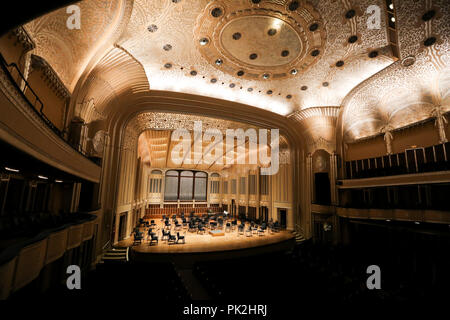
[55,180,63,183]
[38,175,49,180]
[5,167,19,172]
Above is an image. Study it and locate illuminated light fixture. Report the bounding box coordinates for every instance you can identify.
[215,58,223,66]
[38,175,48,180]
[389,3,394,10]
[262,73,270,79]
[199,38,209,46]
[385,219,391,222]
[391,17,395,22]
[55,180,63,183]
[290,69,298,75]
[411,145,417,148]
[5,167,19,172]
[414,221,420,225]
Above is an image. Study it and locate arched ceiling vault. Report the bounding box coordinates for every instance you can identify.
[22,0,450,144]
[340,0,450,142]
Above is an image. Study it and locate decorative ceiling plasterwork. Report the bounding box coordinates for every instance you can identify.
[342,0,450,142]
[116,0,393,115]
[128,112,288,171]
[194,0,326,80]
[24,0,130,91]
[75,45,150,123]
[289,106,339,153]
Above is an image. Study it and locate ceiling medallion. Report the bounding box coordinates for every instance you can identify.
[195,0,326,81]
[401,56,416,67]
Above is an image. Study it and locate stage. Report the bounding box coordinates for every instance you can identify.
[117,220,295,255]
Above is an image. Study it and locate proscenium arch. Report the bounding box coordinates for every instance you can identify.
[99,91,309,240]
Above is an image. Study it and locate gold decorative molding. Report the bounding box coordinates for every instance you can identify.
[30,54,71,100]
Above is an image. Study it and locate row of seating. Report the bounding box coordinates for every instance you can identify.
[0,211,80,241]
[345,142,450,179]
[193,239,449,302]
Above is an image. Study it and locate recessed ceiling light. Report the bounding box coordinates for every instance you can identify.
[190,70,197,76]
[237,70,245,76]
[288,1,299,11]
[247,88,253,92]
[249,53,258,60]
[301,86,308,91]
[164,63,172,69]
[322,82,329,87]
[267,90,273,95]
[267,28,277,36]
[309,23,319,32]
[345,9,356,19]
[55,180,63,183]
[422,10,436,21]
[336,60,344,67]
[414,221,420,225]
[5,167,19,172]
[262,73,270,79]
[281,50,290,57]
[215,58,223,66]
[389,3,394,10]
[424,36,436,46]
[199,38,209,46]
[229,83,235,88]
[232,32,242,40]
[38,175,48,180]
[210,78,217,83]
[286,94,292,99]
[211,7,223,18]
[290,69,297,75]
[348,35,358,43]
[147,24,158,33]
[163,44,172,51]
[391,17,395,22]
[369,51,379,58]
[311,49,320,56]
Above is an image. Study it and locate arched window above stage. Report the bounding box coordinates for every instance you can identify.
[164,170,208,201]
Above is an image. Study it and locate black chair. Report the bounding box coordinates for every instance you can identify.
[174,220,182,231]
[150,220,156,228]
[238,224,245,235]
[133,231,144,245]
[197,224,205,234]
[168,232,177,244]
[188,222,197,233]
[161,229,169,241]
[176,232,185,244]
[225,222,231,232]
[164,220,171,230]
[149,233,158,245]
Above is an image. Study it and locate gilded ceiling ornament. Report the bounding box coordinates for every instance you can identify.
[194,0,326,80]
[380,125,394,155]
[431,105,448,143]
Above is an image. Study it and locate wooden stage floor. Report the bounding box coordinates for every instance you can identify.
[117,221,294,254]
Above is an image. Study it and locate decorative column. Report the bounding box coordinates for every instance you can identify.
[329,152,338,205]
[306,153,313,237]
[380,125,394,155]
[431,105,448,143]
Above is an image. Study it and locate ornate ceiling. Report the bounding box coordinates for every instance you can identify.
[20,0,450,144]
[117,0,393,115]
[342,0,450,141]
[131,112,287,171]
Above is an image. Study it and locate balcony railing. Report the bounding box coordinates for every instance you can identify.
[0,53,94,162]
